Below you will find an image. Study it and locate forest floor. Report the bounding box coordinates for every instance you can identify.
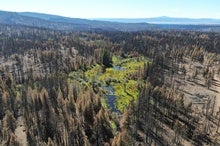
[15,116,27,146]
[168,58,220,143]
[213,73,220,112]
[162,58,220,144]
[176,59,220,113]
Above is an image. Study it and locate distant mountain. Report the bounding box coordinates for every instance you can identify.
[92,18,148,23]
[95,16,220,25]
[0,10,154,31]
[20,12,93,24]
[146,16,220,24]
[0,10,220,32]
[0,10,91,31]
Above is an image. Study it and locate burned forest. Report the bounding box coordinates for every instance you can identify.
[0,23,220,146]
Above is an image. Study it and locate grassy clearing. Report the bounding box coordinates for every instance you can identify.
[68,55,149,112]
[100,56,148,112]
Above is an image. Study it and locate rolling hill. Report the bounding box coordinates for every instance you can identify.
[0,10,153,31]
[0,10,220,32]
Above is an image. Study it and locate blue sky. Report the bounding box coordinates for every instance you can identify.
[0,0,220,18]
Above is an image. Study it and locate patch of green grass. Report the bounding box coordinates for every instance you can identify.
[101,97,108,109]
[112,55,120,64]
[109,120,118,135]
[114,80,138,112]
[126,80,139,97]
[85,64,102,80]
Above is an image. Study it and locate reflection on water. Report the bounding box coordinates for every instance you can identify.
[113,66,126,71]
[103,86,121,113]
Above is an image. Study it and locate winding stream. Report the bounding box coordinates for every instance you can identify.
[102,65,125,113]
[103,86,121,113]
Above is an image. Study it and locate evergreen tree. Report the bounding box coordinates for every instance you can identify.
[102,49,113,68]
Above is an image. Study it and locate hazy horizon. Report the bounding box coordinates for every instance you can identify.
[0,0,220,19]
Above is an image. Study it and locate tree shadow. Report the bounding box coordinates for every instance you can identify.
[209,88,219,93]
[212,81,220,87]
[178,89,193,96]
[194,81,206,87]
